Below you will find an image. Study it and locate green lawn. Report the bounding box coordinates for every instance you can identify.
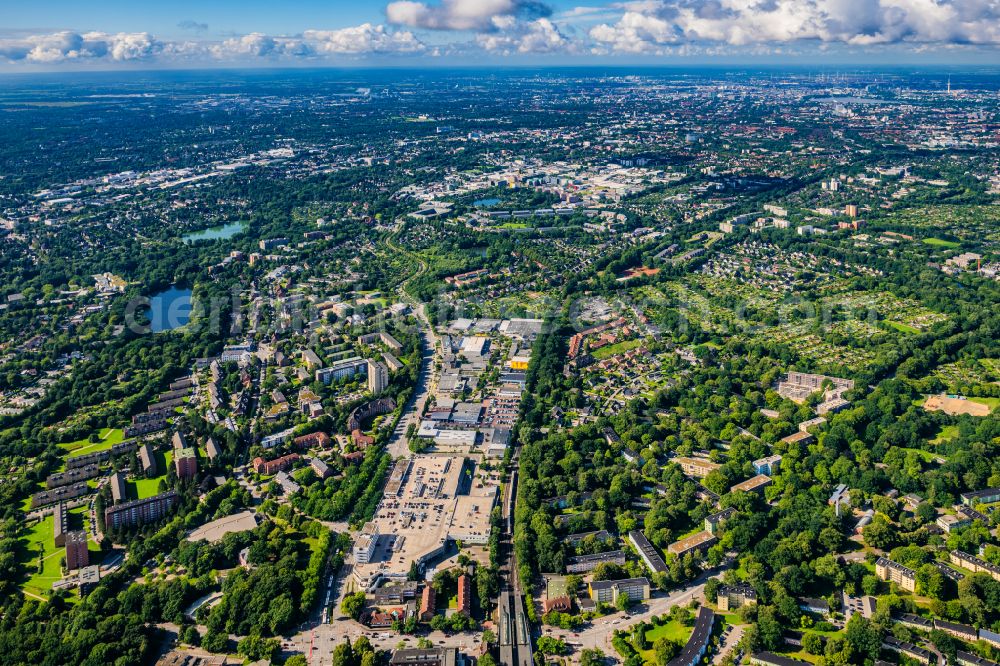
[639,621,692,662]
[885,321,920,334]
[129,450,172,500]
[968,397,1000,411]
[21,515,62,597]
[58,428,125,456]
[899,447,944,463]
[931,425,960,444]
[922,238,961,248]
[591,339,643,361]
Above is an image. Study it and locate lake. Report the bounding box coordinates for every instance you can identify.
[148,286,193,332]
[473,197,503,208]
[181,221,247,243]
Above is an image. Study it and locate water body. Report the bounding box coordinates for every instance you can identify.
[181,221,247,243]
[148,286,193,332]
[473,197,503,208]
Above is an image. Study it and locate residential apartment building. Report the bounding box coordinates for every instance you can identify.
[667,607,715,666]
[876,557,917,592]
[730,474,772,495]
[588,577,650,605]
[951,550,1000,582]
[667,531,718,559]
[717,583,757,611]
[566,550,626,574]
[673,456,721,478]
[252,453,300,476]
[104,491,180,531]
[368,359,389,396]
[629,530,668,574]
[174,447,198,480]
[65,530,89,570]
[752,455,782,476]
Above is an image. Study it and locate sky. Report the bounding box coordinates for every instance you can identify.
[1,0,1000,70]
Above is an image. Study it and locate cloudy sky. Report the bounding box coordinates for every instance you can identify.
[1,0,998,69]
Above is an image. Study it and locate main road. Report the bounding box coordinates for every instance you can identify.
[383,231,441,460]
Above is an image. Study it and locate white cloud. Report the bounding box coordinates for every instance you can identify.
[476,17,572,53]
[0,31,161,63]
[589,0,1000,52]
[386,0,552,31]
[304,24,425,54]
[0,25,425,65]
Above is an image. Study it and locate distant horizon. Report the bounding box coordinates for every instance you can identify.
[2,0,999,71]
[1,62,999,79]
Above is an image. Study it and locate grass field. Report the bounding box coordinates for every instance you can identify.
[58,428,125,456]
[639,620,692,662]
[969,397,1000,411]
[21,515,62,597]
[591,338,643,361]
[922,237,961,248]
[885,321,920,334]
[899,447,944,464]
[21,509,102,598]
[931,425,960,444]
[129,450,173,500]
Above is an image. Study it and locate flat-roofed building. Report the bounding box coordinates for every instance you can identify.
[876,557,917,592]
[315,356,368,384]
[65,530,89,570]
[389,648,457,666]
[588,577,650,604]
[674,456,721,478]
[961,488,1000,506]
[937,513,970,533]
[53,502,68,546]
[174,447,198,480]
[104,491,179,531]
[629,530,668,573]
[354,534,379,564]
[566,550,626,574]
[368,359,389,396]
[667,530,717,558]
[752,455,782,476]
[730,475,772,495]
[780,431,814,446]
